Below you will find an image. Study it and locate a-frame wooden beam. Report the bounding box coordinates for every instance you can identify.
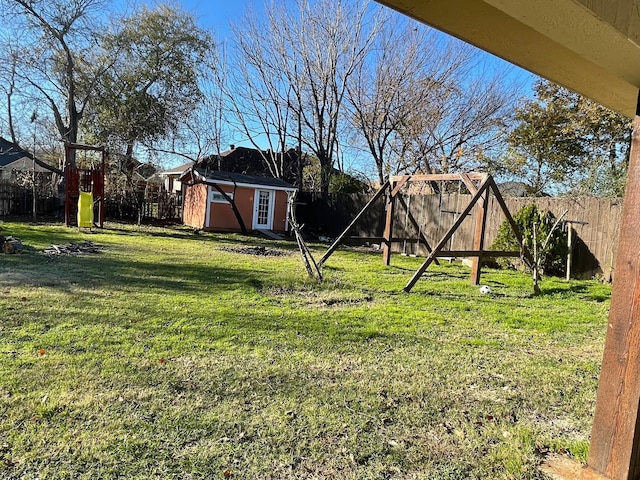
[319,180,390,266]
[488,177,536,269]
[404,176,492,292]
[470,185,489,285]
[383,173,488,267]
[403,175,533,293]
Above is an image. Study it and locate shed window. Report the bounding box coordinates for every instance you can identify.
[210,190,233,203]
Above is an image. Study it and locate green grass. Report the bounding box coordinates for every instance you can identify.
[0,220,609,479]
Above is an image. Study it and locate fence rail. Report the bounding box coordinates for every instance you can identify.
[0,182,181,223]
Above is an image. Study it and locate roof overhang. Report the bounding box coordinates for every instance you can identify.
[180,169,297,193]
[376,0,640,118]
[201,178,297,192]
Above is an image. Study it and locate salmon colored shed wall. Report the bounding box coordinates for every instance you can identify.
[204,186,292,233]
[208,185,254,231]
[182,183,207,229]
[272,190,290,233]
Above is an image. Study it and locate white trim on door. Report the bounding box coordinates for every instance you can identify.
[252,189,274,230]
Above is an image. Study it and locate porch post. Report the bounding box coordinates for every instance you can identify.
[584,91,640,480]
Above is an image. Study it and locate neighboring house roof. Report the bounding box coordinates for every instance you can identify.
[158,161,195,177]
[180,168,296,192]
[0,137,51,173]
[145,173,163,184]
[498,181,549,197]
[0,137,29,168]
[1,157,52,173]
[160,147,298,182]
[201,146,300,183]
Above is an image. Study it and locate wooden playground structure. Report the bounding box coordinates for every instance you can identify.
[319,172,534,292]
[64,143,106,228]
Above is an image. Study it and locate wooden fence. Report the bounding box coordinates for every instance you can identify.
[297,192,623,280]
[0,181,181,223]
[0,182,56,217]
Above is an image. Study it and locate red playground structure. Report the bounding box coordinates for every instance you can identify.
[64,143,106,228]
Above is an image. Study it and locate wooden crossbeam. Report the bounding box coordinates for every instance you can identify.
[389,173,486,183]
[459,172,484,195]
[433,250,520,257]
[391,175,413,196]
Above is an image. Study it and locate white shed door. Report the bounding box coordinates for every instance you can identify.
[252,189,274,230]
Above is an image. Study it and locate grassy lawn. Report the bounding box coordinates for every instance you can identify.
[0,220,610,479]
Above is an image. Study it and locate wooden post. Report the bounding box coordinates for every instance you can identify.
[382,181,396,266]
[584,92,640,480]
[470,188,489,285]
[566,222,573,281]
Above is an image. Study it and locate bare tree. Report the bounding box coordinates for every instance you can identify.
[345,13,437,185]
[1,0,115,165]
[0,35,22,143]
[229,0,379,198]
[225,15,297,182]
[401,52,519,176]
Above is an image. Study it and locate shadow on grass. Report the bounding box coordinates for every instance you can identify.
[538,282,609,302]
[419,270,472,281]
[538,284,587,295]
[2,254,427,347]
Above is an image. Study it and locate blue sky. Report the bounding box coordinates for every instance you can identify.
[161,0,539,172]
[2,0,539,172]
[167,0,265,39]
[146,0,538,90]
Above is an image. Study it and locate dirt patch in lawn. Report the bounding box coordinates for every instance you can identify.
[258,284,374,308]
[221,246,290,257]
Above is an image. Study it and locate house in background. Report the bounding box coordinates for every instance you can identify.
[157,161,194,195]
[180,168,296,233]
[0,137,52,180]
[158,146,297,193]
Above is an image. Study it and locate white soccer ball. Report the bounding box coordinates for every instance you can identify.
[479,285,492,294]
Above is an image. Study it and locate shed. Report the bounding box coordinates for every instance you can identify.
[180,169,296,233]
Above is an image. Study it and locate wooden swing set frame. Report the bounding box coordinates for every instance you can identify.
[319,172,534,292]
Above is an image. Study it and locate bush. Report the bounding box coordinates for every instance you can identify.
[490,204,568,276]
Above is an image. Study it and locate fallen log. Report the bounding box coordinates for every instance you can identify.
[3,237,23,254]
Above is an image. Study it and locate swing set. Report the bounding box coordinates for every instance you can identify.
[319,172,534,292]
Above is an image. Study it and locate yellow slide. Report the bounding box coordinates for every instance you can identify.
[77,191,94,228]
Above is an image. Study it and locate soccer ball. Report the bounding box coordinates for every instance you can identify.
[479,285,492,294]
